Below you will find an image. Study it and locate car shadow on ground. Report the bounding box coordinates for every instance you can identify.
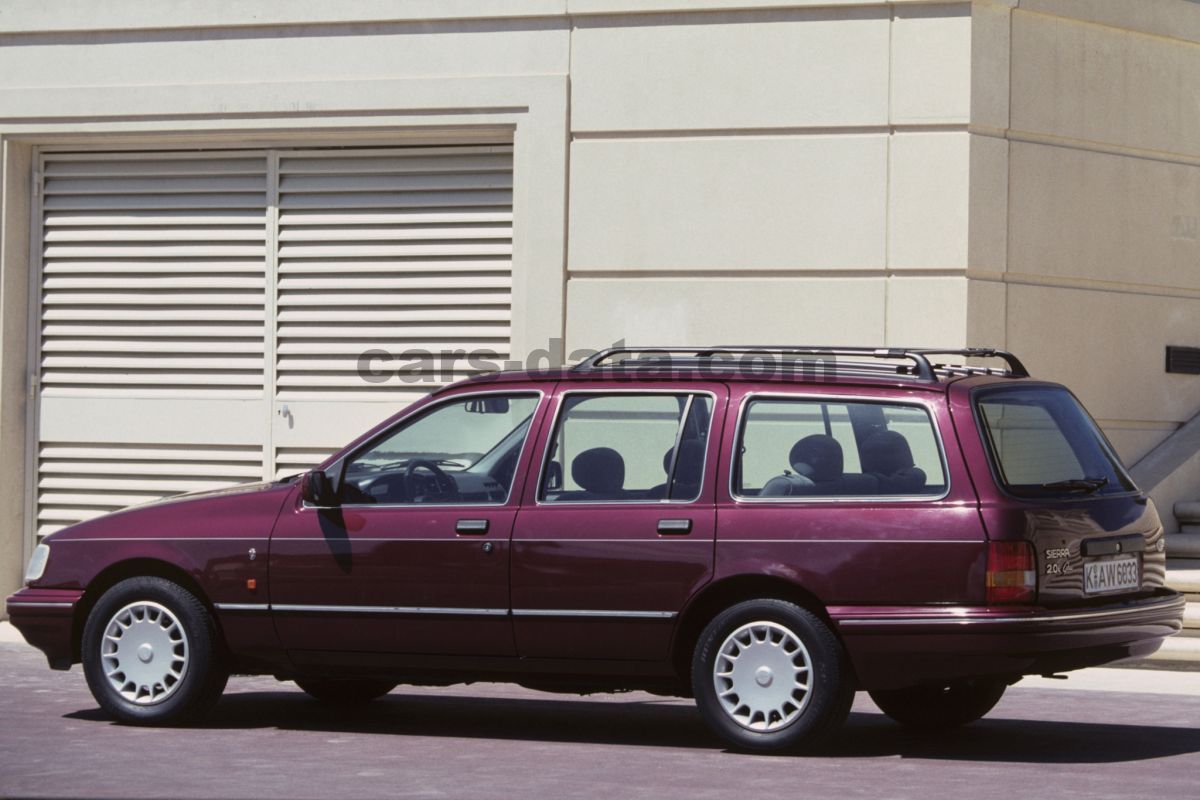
[64,689,1200,763]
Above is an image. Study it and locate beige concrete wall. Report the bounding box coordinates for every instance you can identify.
[969,0,1200,527]
[565,3,973,351]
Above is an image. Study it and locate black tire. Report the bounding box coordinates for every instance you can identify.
[869,679,1007,730]
[295,678,397,704]
[692,599,854,753]
[82,576,229,725]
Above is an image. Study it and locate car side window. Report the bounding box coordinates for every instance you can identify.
[541,393,713,503]
[736,398,946,498]
[340,394,540,505]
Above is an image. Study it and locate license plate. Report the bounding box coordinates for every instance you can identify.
[1084,554,1140,594]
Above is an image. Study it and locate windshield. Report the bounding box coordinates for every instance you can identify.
[974,386,1136,498]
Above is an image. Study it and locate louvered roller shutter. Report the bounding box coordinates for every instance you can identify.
[40,155,268,397]
[32,142,516,536]
[271,146,515,474]
[36,153,269,537]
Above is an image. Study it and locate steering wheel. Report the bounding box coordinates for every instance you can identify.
[403,459,458,502]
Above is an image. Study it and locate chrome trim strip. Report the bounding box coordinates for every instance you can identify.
[534,388,720,507]
[720,539,980,544]
[836,598,1186,627]
[271,604,509,616]
[511,609,677,619]
[54,537,269,543]
[515,538,709,543]
[728,391,953,504]
[270,537,502,543]
[213,603,270,612]
[5,601,74,608]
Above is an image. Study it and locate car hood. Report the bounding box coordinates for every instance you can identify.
[44,478,299,544]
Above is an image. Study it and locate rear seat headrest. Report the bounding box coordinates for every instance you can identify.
[789,434,844,482]
[861,430,916,475]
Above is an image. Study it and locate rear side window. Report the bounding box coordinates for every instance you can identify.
[975,386,1136,497]
[541,393,713,503]
[735,398,947,498]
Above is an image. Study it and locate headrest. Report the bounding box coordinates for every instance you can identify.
[789,434,844,482]
[663,440,706,485]
[571,447,625,493]
[861,430,916,475]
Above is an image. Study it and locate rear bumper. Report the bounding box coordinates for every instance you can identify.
[832,590,1186,690]
[6,587,84,670]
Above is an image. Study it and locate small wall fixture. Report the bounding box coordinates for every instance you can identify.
[1166,346,1200,375]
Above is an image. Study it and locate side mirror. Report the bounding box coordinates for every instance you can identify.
[302,469,339,507]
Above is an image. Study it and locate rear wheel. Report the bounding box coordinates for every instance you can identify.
[869,679,1007,729]
[692,599,853,752]
[82,577,228,725]
[295,678,397,704]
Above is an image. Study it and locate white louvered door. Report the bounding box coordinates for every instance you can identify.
[34,144,514,538]
[271,148,514,474]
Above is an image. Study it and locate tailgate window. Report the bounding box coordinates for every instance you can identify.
[975,386,1136,498]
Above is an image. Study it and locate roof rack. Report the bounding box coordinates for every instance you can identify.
[571,346,1029,382]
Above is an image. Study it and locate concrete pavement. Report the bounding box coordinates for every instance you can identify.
[3,635,1200,800]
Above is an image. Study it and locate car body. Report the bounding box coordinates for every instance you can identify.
[7,346,1186,750]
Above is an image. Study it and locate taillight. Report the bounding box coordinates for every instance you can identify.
[986,541,1036,604]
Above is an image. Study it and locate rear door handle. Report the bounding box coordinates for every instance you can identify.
[456,519,490,535]
[657,518,693,535]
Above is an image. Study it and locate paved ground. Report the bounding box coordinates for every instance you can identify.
[1,626,1198,800]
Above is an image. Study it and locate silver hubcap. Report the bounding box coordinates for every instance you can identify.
[713,620,812,732]
[101,601,189,705]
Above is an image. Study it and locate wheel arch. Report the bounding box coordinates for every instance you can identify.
[670,575,844,685]
[72,559,221,663]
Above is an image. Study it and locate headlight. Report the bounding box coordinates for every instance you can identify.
[24,543,50,584]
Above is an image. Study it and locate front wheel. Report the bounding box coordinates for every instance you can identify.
[869,679,1007,729]
[81,577,228,725]
[692,599,854,753]
[295,678,397,704]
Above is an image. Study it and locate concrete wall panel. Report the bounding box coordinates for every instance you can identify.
[890,4,971,124]
[1008,141,1200,291]
[1005,283,1200,429]
[0,21,569,90]
[566,277,886,349]
[888,131,970,268]
[1010,9,1200,157]
[885,276,968,347]
[568,136,887,271]
[571,8,890,132]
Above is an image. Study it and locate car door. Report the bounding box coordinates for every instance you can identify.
[269,389,547,662]
[510,384,727,662]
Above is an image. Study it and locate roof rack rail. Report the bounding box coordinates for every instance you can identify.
[910,348,1029,378]
[571,346,1029,381]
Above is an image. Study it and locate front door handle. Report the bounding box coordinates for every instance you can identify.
[657,518,692,535]
[456,519,490,535]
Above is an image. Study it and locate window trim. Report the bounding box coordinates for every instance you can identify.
[535,388,719,507]
[324,388,546,510]
[970,383,1140,502]
[729,391,952,504]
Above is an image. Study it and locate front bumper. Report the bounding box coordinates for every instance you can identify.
[6,587,85,670]
[832,590,1186,690]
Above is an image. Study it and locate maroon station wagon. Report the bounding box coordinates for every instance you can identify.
[7,346,1186,752]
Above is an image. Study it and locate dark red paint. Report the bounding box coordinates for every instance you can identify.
[6,369,1186,694]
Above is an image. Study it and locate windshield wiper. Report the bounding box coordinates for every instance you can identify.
[1039,477,1108,494]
